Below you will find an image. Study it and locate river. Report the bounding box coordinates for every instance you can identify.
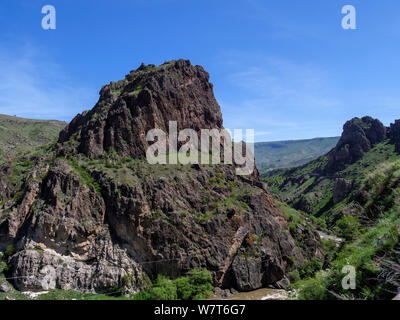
[212,288,288,300]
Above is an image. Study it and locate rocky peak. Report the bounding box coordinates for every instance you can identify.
[325,116,386,172]
[58,59,223,159]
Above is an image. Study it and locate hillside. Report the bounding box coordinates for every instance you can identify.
[263,116,400,299]
[255,137,339,172]
[262,117,398,223]
[0,114,66,162]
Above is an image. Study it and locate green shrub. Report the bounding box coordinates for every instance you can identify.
[288,270,300,283]
[5,245,15,257]
[299,258,323,279]
[294,203,400,300]
[68,159,102,196]
[294,272,329,300]
[147,275,178,300]
[175,269,213,300]
[133,269,213,301]
[335,215,361,241]
[122,274,133,288]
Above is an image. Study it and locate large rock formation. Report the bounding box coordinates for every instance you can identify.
[58,60,223,159]
[0,60,310,294]
[325,116,386,172]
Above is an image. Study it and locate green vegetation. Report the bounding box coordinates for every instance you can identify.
[264,135,400,300]
[67,158,102,195]
[341,141,397,184]
[0,269,213,301]
[298,258,323,279]
[290,160,400,300]
[0,114,65,163]
[64,150,258,226]
[291,208,399,300]
[132,269,213,300]
[4,245,15,257]
[263,141,400,221]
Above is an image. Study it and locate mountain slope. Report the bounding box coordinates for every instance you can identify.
[263,116,400,299]
[262,117,399,225]
[0,114,66,162]
[255,137,339,172]
[290,160,400,300]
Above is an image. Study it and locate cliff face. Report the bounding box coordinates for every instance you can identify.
[0,60,310,294]
[58,60,223,159]
[325,116,386,172]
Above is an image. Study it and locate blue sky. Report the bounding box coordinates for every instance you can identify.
[0,0,400,141]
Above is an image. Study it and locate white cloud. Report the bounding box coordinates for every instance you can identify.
[218,49,400,142]
[225,55,342,113]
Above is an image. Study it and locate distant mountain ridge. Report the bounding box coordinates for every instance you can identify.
[255,137,340,172]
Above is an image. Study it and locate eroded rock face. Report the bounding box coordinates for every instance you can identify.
[0,60,311,293]
[325,117,386,172]
[58,60,223,159]
[10,240,145,293]
[294,192,323,214]
[333,179,353,204]
[0,158,304,293]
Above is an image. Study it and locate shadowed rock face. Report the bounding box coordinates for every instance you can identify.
[0,60,316,294]
[325,116,386,172]
[388,120,400,153]
[58,60,223,159]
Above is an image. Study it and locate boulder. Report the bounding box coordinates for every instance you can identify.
[0,281,12,293]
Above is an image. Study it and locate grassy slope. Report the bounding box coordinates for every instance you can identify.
[0,114,66,162]
[290,160,400,300]
[262,141,399,220]
[255,137,339,172]
[263,139,400,299]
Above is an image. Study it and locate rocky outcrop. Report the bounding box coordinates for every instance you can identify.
[333,179,353,204]
[325,117,386,172]
[0,60,310,294]
[388,120,400,153]
[294,192,323,214]
[0,157,304,293]
[10,241,146,293]
[0,281,11,293]
[58,60,223,159]
[231,255,264,292]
